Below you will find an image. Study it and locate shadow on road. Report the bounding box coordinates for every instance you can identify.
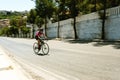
[93,41,120,49]
[35,53,50,56]
[63,39,93,44]
[62,39,120,49]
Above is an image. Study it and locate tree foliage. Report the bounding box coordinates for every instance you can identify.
[27,9,37,24]
[35,0,55,19]
[0,11,29,37]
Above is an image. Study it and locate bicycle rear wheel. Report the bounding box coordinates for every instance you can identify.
[41,43,49,55]
[33,42,40,54]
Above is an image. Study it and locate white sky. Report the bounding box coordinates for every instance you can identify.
[0,0,35,11]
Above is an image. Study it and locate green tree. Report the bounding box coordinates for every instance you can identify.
[35,0,55,36]
[0,27,9,36]
[21,26,30,38]
[58,0,70,20]
[101,0,107,40]
[35,16,44,28]
[9,26,18,37]
[54,0,61,38]
[10,16,27,37]
[27,9,37,38]
[66,0,80,39]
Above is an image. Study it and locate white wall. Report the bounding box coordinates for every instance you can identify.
[59,19,74,38]
[47,22,57,38]
[47,12,102,40]
[46,6,120,41]
[77,19,102,40]
[106,15,120,40]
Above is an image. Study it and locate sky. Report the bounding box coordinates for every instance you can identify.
[0,0,35,11]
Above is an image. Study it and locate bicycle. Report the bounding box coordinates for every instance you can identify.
[33,37,49,55]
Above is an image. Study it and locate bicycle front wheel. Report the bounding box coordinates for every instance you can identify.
[41,43,49,55]
[33,42,40,54]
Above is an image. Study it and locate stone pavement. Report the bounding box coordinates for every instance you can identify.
[0,46,32,80]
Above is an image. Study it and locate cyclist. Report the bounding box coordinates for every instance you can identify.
[35,28,46,50]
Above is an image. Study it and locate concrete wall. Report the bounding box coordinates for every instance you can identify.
[106,15,120,40]
[105,6,120,40]
[76,13,102,40]
[76,19,102,40]
[47,18,74,38]
[46,6,120,41]
[47,22,57,38]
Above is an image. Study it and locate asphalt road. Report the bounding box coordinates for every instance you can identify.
[0,37,120,80]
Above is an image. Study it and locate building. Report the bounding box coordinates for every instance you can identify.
[0,19,10,28]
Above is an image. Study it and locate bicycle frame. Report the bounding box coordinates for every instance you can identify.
[33,37,49,55]
[38,37,45,44]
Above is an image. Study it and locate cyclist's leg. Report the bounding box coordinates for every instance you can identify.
[35,36,41,50]
[38,39,42,50]
[39,38,44,44]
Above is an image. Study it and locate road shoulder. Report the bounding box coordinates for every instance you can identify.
[0,46,33,80]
